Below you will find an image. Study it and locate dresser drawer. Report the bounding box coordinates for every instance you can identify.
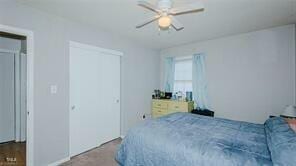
[152,111,164,118]
[168,102,188,113]
[152,108,167,114]
[152,100,168,109]
[152,108,167,118]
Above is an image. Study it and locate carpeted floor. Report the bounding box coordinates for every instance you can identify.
[61,138,122,166]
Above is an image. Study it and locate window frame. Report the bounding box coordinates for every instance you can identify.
[173,56,193,93]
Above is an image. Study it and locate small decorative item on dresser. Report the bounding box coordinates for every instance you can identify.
[191,108,214,117]
[164,92,172,99]
[153,89,161,99]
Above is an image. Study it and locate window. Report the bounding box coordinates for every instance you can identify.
[174,57,192,93]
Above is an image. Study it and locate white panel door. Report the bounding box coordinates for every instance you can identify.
[0,52,15,143]
[70,45,120,157]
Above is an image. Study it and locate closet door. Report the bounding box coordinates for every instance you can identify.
[70,44,120,157]
[0,52,15,143]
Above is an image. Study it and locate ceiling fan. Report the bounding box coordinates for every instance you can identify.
[136,0,204,31]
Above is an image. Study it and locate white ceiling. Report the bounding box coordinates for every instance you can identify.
[19,0,296,50]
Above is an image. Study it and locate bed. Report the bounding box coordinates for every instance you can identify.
[116,113,296,166]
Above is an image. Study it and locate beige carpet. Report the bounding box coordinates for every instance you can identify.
[61,138,122,166]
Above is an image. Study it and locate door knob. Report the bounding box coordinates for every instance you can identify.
[116,100,120,103]
[71,105,76,110]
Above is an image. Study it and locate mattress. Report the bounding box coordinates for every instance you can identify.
[116,113,277,166]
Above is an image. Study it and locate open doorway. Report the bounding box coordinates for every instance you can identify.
[0,32,27,165]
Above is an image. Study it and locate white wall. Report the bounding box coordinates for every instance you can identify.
[161,24,295,124]
[0,1,160,165]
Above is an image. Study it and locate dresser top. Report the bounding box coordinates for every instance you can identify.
[152,99,194,103]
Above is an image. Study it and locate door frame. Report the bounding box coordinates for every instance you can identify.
[69,41,123,157]
[0,24,34,166]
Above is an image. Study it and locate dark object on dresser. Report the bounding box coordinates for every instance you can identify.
[191,109,214,117]
[164,92,172,99]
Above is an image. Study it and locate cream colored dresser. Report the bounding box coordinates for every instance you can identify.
[152,99,194,118]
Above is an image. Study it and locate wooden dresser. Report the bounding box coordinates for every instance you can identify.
[152,99,194,118]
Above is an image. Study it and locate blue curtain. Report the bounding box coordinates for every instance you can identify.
[192,53,210,109]
[163,57,175,92]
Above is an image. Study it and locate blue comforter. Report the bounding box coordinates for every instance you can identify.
[116,113,296,166]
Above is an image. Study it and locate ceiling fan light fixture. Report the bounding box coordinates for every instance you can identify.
[136,0,204,31]
[158,16,171,29]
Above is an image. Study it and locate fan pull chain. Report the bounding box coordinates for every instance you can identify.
[158,27,161,36]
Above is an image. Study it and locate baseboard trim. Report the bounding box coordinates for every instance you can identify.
[48,156,70,166]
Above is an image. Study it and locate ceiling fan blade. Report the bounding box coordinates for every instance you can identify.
[136,15,161,28]
[170,16,184,31]
[170,2,204,15]
[138,0,161,13]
